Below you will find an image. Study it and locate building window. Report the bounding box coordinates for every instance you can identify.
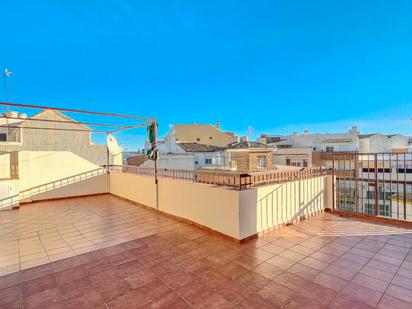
[398,168,412,173]
[277,145,292,149]
[0,134,6,142]
[209,137,213,140]
[258,156,267,168]
[196,138,200,142]
[326,146,334,152]
[205,158,212,164]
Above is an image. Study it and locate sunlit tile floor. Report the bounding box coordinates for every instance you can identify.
[0,195,158,275]
[1,194,412,308]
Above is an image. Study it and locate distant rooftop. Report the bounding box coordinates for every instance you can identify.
[177,142,225,152]
[228,141,270,149]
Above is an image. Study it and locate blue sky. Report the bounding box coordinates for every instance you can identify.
[1,1,412,149]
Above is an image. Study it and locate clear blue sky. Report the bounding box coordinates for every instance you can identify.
[2,1,412,149]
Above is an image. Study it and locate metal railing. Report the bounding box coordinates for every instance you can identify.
[106,165,327,190]
[0,167,106,210]
[331,152,412,222]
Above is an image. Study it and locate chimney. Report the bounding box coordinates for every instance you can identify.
[215,120,220,129]
[350,126,358,135]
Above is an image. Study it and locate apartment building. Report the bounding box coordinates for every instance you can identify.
[0,109,122,166]
[263,127,409,167]
[143,122,237,171]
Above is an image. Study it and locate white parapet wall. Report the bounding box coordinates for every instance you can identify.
[109,172,240,239]
[109,172,333,241]
[157,178,240,239]
[239,175,331,239]
[0,151,109,209]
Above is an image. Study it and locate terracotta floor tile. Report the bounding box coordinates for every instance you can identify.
[266,255,296,270]
[162,270,195,289]
[96,278,131,302]
[397,266,412,280]
[60,278,95,300]
[125,269,157,289]
[236,292,279,309]
[234,271,270,292]
[149,291,188,308]
[287,263,320,280]
[341,282,383,307]
[323,263,359,281]
[106,290,150,308]
[0,285,22,306]
[136,279,171,303]
[312,272,348,292]
[218,262,249,280]
[55,265,87,286]
[23,287,62,309]
[378,294,412,309]
[0,272,20,290]
[20,264,53,283]
[330,294,374,309]
[297,281,338,305]
[22,273,56,297]
[107,250,137,266]
[64,289,105,309]
[257,281,296,306]
[192,291,235,309]
[385,283,412,303]
[273,272,309,291]
[351,273,389,293]
[176,279,213,305]
[359,265,395,282]
[252,262,283,279]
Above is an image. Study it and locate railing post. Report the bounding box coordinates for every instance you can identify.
[374,153,378,216]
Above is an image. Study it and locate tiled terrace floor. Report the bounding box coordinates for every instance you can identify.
[0,195,412,308]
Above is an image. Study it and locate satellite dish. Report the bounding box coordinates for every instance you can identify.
[106,133,121,156]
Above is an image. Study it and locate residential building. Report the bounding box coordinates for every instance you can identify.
[0,109,122,166]
[359,133,409,153]
[140,142,226,170]
[262,127,410,167]
[142,122,239,171]
[271,127,359,153]
[225,141,273,172]
[152,122,236,154]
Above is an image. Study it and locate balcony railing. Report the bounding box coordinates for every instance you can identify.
[105,165,327,190]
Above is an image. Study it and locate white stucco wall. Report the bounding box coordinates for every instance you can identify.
[109,172,333,240]
[18,151,102,192]
[239,176,330,239]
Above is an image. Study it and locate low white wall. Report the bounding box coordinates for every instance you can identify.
[109,172,157,208]
[109,172,240,239]
[24,174,108,203]
[158,178,240,239]
[239,176,329,239]
[18,151,101,192]
[0,179,19,210]
[109,173,333,240]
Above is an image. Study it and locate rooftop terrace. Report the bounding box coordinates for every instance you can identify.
[1,194,412,308]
